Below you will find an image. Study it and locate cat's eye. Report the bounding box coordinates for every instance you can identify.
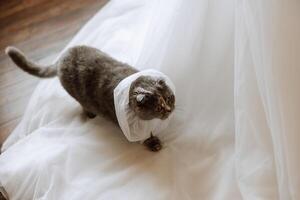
[136,94,145,103]
[167,95,174,103]
[136,94,150,107]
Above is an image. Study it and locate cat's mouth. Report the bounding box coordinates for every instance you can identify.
[160,111,172,120]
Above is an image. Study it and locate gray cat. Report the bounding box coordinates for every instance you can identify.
[5,45,175,152]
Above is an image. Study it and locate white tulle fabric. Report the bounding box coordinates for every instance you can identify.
[0,0,299,199]
[114,69,175,142]
[235,1,300,199]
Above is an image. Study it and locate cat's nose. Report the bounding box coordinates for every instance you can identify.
[165,106,171,112]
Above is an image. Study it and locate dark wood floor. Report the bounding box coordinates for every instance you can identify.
[0,0,108,146]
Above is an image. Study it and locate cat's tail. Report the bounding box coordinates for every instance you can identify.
[5,46,57,78]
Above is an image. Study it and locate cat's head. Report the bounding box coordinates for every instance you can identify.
[129,76,175,120]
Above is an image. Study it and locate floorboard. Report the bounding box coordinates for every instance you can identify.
[0,0,108,146]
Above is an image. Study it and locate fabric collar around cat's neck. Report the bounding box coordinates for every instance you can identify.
[113,69,176,142]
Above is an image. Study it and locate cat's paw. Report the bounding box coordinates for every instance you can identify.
[143,135,162,152]
[84,110,97,119]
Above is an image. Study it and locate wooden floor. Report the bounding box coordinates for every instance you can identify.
[0,0,108,146]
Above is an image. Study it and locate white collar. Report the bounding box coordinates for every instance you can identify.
[113,69,175,142]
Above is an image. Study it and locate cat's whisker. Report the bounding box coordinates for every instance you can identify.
[175,107,184,111]
[173,108,185,114]
[174,105,185,111]
[174,110,185,114]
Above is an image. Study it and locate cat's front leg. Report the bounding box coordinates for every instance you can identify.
[83,109,97,119]
[143,133,162,152]
[0,192,6,200]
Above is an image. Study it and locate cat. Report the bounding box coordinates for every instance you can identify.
[5,45,175,152]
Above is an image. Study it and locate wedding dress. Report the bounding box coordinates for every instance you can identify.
[0,0,299,199]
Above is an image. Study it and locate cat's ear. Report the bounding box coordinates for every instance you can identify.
[157,79,166,86]
[156,79,166,91]
[136,94,146,105]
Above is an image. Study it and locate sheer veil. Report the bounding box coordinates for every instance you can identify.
[235,0,300,199]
